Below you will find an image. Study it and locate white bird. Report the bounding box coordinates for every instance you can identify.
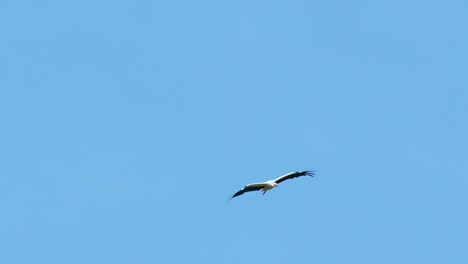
[230,170,315,200]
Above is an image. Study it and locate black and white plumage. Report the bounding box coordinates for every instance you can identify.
[230,170,315,200]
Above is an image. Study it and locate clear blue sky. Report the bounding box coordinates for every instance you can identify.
[1,1,466,263]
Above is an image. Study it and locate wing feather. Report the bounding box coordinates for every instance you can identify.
[274,170,315,184]
[231,183,267,199]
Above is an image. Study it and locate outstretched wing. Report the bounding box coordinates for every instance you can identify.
[231,183,267,199]
[274,170,315,184]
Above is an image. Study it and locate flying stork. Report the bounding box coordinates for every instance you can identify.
[230,170,315,200]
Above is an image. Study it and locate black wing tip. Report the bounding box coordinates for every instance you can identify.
[229,185,265,200]
[229,187,248,200]
[226,193,239,203]
[303,170,316,177]
[231,192,242,199]
[226,194,238,203]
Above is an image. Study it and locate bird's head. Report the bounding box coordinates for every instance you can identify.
[273,183,279,188]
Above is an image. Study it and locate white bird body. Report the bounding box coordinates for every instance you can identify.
[262,180,278,193]
[230,170,315,200]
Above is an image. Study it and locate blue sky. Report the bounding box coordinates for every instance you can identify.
[1,1,466,263]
